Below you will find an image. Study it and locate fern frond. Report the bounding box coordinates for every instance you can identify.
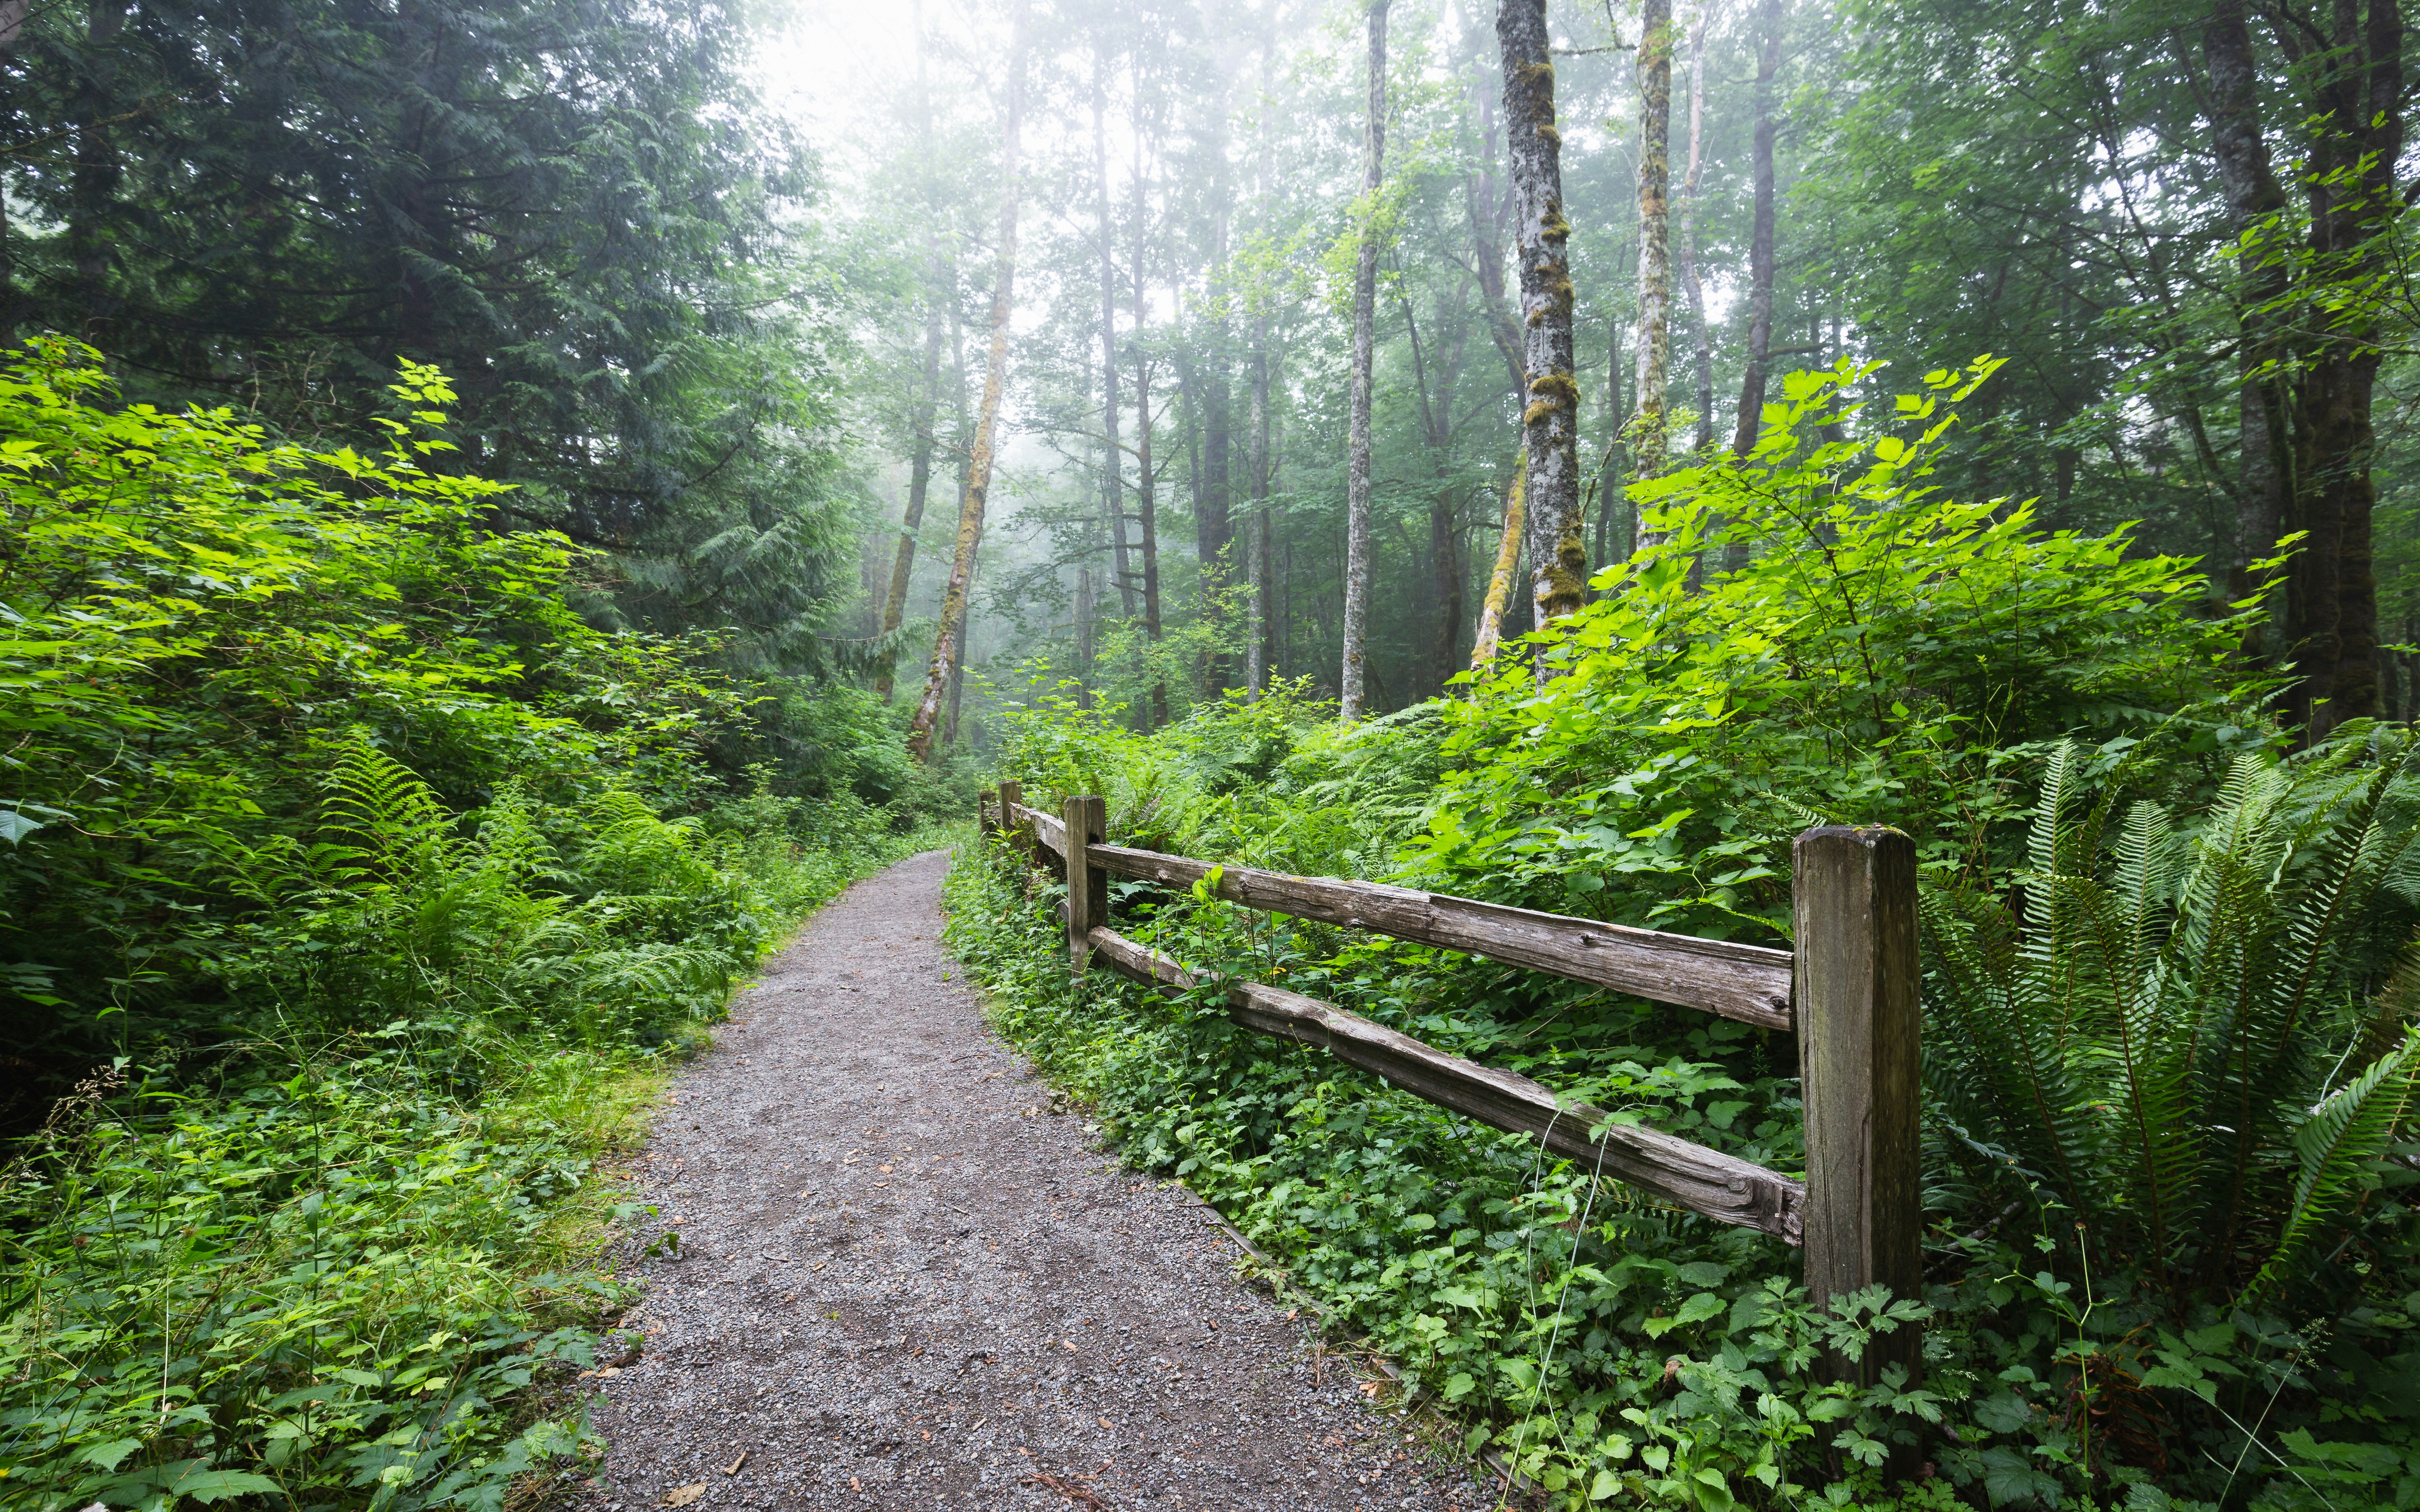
[2241,1025,2420,1304]
[313,740,453,890]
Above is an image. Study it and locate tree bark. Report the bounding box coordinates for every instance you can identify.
[1132,100,1166,729]
[876,258,950,701]
[1202,237,1235,596]
[1340,0,1389,721]
[908,0,1027,764]
[2196,0,2399,734]
[1633,0,1675,542]
[1601,314,1625,568]
[1094,61,1138,620]
[1731,0,1782,460]
[1680,1,1716,456]
[945,628,968,745]
[1468,88,1528,397]
[1498,0,1586,633]
[68,0,129,335]
[0,0,27,337]
[1077,556,1096,709]
[1472,452,1526,666]
[1403,281,1475,693]
[1247,5,1278,699]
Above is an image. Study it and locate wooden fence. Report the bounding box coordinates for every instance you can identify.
[977,780,1920,1383]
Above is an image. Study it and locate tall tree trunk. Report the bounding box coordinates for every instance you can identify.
[2229,0,2398,733]
[1602,313,1626,567]
[0,0,27,337]
[1137,341,1165,728]
[1633,0,1675,544]
[876,259,950,701]
[1680,2,1715,455]
[1340,0,1389,720]
[1278,524,1293,680]
[1431,482,1465,684]
[908,0,1027,764]
[1403,280,1474,693]
[1246,13,1276,700]
[1472,453,1526,666]
[1094,61,1138,620]
[1498,0,1585,635]
[1077,554,1096,709]
[68,0,129,335]
[1468,89,1528,396]
[1132,103,1166,730]
[1731,0,1782,459]
[945,627,968,745]
[1202,197,1235,603]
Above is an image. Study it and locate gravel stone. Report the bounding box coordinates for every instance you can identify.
[584,850,1491,1511]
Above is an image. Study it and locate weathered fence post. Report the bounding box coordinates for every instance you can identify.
[978,788,997,838]
[997,780,1025,866]
[1063,795,1107,972]
[1793,825,1922,1386]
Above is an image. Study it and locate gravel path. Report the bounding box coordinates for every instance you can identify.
[584,850,1484,1512]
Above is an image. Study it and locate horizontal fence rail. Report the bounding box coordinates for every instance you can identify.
[1080,923,1805,1239]
[976,782,1921,1385]
[1084,842,1794,1031]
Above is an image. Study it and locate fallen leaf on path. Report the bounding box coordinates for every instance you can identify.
[660,1484,707,1507]
[1020,1472,1107,1508]
[1097,1416,1114,1430]
[723,1452,747,1475]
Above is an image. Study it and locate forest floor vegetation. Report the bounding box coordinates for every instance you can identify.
[0,340,973,1511]
[954,370,2420,1511]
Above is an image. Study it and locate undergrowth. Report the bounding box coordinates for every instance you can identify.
[0,779,949,1512]
[954,369,2420,1509]
[0,339,965,1511]
[945,840,1954,1510]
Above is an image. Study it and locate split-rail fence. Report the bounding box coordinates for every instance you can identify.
[977,781,1920,1382]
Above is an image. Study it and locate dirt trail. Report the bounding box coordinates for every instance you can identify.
[584,850,1480,1512]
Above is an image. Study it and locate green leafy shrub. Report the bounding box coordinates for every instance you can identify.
[1413,359,2270,941]
[0,338,958,1510]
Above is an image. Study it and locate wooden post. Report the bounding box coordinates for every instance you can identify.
[997,780,1025,866]
[1064,795,1107,972]
[978,788,997,837]
[1793,825,1921,1386]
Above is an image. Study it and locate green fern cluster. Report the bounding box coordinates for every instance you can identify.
[1924,729,2420,1312]
[255,743,770,1059]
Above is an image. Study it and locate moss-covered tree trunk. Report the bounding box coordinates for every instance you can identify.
[1631,0,1674,551]
[907,0,1026,765]
[1498,0,1585,633]
[1471,452,1526,666]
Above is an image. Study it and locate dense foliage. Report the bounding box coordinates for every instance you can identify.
[957,375,2420,1509]
[0,341,952,1509]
